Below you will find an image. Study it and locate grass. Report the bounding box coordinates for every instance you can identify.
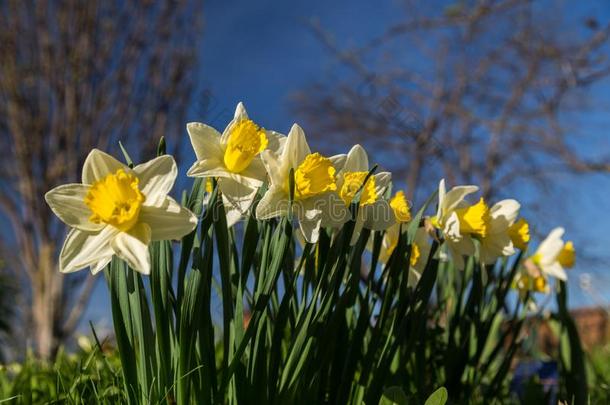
[0,339,124,404]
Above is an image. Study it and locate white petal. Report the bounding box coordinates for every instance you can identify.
[139,197,198,241]
[225,205,244,228]
[281,124,311,169]
[221,115,245,146]
[344,144,369,172]
[111,223,151,275]
[481,232,515,264]
[378,224,400,264]
[219,177,258,214]
[45,184,102,231]
[329,154,347,171]
[256,185,289,220]
[318,192,349,228]
[536,227,565,264]
[374,172,392,193]
[189,159,265,189]
[219,103,255,146]
[441,185,479,217]
[436,179,447,218]
[443,211,462,240]
[445,237,475,270]
[363,200,395,231]
[187,122,223,161]
[266,130,286,154]
[134,155,177,206]
[261,149,285,186]
[234,102,249,120]
[489,199,520,229]
[187,157,227,178]
[453,237,476,257]
[542,262,567,281]
[298,214,322,244]
[82,149,128,185]
[91,256,112,275]
[236,157,268,185]
[413,228,432,273]
[60,227,117,273]
[413,227,430,248]
[299,198,323,220]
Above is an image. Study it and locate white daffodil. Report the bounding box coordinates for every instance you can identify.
[527,227,575,281]
[201,176,243,226]
[45,149,198,275]
[187,102,285,227]
[255,124,347,243]
[431,179,486,269]
[332,145,394,245]
[479,199,521,264]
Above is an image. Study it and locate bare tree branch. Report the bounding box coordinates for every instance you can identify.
[0,0,204,358]
[294,0,610,207]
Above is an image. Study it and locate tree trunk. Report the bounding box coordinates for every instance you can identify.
[31,242,63,360]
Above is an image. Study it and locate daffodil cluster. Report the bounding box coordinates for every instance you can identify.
[45,101,576,289]
[187,104,397,244]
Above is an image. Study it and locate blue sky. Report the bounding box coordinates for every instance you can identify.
[81,0,610,332]
[189,0,404,130]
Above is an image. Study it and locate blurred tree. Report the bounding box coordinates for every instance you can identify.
[294,0,610,202]
[0,0,203,359]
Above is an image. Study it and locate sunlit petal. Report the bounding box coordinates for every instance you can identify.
[45,184,103,231]
[110,223,151,275]
[60,227,118,273]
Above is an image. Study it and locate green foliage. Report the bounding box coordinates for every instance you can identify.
[424,387,448,405]
[0,343,124,404]
[88,171,582,404]
[556,281,588,404]
[380,386,408,405]
[9,144,589,404]
[585,344,610,404]
[64,170,588,404]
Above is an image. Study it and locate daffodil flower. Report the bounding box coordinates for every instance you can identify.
[512,270,550,300]
[375,189,416,265]
[508,218,530,251]
[431,179,482,269]
[332,145,394,245]
[409,228,431,280]
[389,190,412,223]
[479,199,522,264]
[187,102,285,226]
[528,227,575,281]
[377,225,431,287]
[369,188,429,285]
[45,149,198,275]
[255,124,347,243]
